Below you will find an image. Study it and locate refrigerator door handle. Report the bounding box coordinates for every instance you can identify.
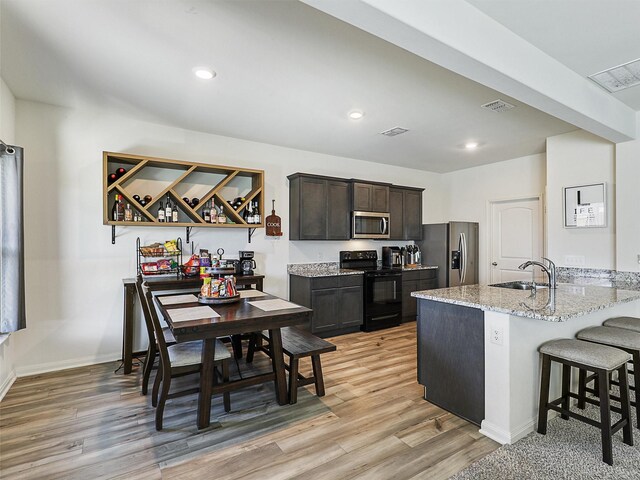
[457,233,463,283]
[461,232,467,284]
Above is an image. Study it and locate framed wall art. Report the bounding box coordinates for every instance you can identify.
[563,183,606,228]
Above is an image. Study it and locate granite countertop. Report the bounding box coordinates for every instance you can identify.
[402,265,438,271]
[411,283,640,322]
[288,262,438,278]
[287,263,364,277]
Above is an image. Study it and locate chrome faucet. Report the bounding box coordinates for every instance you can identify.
[518,257,557,289]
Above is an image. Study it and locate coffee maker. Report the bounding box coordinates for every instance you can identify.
[239,251,256,275]
[382,246,402,268]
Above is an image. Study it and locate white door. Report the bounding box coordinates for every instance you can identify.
[490,197,543,284]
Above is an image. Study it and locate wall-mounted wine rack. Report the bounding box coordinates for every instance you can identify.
[103,151,264,244]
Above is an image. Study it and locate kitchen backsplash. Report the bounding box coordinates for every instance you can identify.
[558,267,640,285]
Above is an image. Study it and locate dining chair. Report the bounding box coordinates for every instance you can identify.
[135,274,177,395]
[141,283,232,430]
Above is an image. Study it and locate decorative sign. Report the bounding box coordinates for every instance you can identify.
[265,199,283,237]
[563,183,606,228]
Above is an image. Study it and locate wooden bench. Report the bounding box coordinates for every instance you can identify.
[247,327,336,404]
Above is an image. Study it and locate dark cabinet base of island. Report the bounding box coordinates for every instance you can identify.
[417,299,485,426]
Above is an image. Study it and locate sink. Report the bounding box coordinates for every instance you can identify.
[490,281,549,290]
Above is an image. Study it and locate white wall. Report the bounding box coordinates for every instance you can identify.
[0,77,18,399]
[12,99,444,376]
[546,130,616,270]
[616,137,640,272]
[441,153,546,284]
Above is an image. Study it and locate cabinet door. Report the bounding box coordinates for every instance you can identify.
[418,278,438,291]
[371,185,390,212]
[389,188,404,240]
[299,177,328,240]
[353,182,372,211]
[403,189,422,240]
[402,279,418,320]
[338,285,364,327]
[327,180,351,240]
[311,288,338,333]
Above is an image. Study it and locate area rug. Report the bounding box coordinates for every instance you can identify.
[451,406,639,480]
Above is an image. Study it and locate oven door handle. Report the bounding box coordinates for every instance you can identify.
[369,273,402,278]
[370,314,398,322]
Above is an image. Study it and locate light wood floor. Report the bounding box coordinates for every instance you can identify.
[0,323,498,479]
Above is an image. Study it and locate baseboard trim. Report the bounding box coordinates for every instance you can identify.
[479,420,511,445]
[0,370,17,402]
[15,352,121,378]
[479,419,536,445]
[480,410,561,445]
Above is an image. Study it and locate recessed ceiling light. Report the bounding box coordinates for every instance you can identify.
[465,142,479,149]
[348,110,364,120]
[193,67,216,80]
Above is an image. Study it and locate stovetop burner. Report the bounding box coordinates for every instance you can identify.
[340,250,401,275]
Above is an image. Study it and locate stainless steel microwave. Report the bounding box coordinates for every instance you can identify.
[352,211,390,239]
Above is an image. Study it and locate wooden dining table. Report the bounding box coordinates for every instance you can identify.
[155,291,312,429]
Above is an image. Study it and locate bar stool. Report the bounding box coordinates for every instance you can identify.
[576,325,640,428]
[603,316,640,333]
[538,338,633,465]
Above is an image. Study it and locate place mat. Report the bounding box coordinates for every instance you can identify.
[167,306,219,323]
[248,299,301,311]
[239,289,268,299]
[157,294,198,305]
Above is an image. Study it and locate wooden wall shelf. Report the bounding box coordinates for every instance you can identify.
[103,152,264,240]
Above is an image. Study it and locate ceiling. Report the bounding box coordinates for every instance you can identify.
[1,1,637,173]
[467,0,640,110]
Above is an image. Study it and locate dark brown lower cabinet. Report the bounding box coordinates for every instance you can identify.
[417,299,485,426]
[290,274,363,336]
[402,269,438,322]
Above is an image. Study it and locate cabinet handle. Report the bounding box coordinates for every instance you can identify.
[492,262,498,266]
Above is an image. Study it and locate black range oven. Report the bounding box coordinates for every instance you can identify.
[340,250,402,332]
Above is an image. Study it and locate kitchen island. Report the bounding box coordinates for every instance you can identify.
[412,283,640,445]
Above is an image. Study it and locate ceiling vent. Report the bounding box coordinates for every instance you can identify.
[380,127,409,137]
[481,99,515,113]
[589,58,640,92]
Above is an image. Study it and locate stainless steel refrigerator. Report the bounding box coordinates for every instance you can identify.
[416,222,479,288]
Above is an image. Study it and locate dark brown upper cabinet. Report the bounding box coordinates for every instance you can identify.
[352,182,389,212]
[389,186,424,241]
[288,173,350,240]
[289,172,423,241]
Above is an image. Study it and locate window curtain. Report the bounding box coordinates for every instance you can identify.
[0,144,26,333]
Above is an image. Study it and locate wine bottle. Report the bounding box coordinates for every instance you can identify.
[204,201,211,223]
[144,195,152,203]
[158,201,165,222]
[253,201,261,224]
[165,195,172,223]
[116,167,126,178]
[108,173,117,184]
[243,203,251,224]
[191,197,200,207]
[133,194,141,203]
[210,202,217,224]
[172,203,178,223]
[116,195,125,221]
[139,199,147,207]
[124,203,133,222]
[111,194,119,221]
